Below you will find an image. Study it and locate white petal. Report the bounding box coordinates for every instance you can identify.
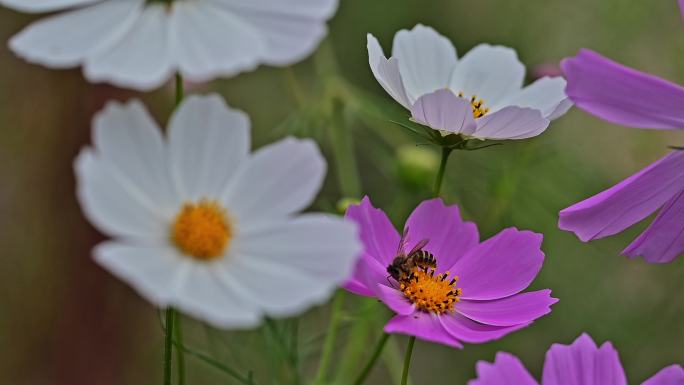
[391,24,457,102]
[8,0,143,68]
[94,241,189,306]
[209,0,338,19]
[410,89,477,134]
[168,94,250,201]
[222,137,326,228]
[495,76,573,120]
[367,34,411,109]
[75,149,169,239]
[168,2,266,83]
[221,214,361,317]
[0,0,101,13]
[450,44,525,107]
[84,4,174,91]
[92,100,178,212]
[473,106,549,140]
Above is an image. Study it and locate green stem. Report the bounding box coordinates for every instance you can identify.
[175,73,184,107]
[163,308,175,385]
[400,337,416,385]
[174,313,186,385]
[433,147,453,197]
[352,333,390,385]
[313,290,345,385]
[173,341,258,385]
[328,97,362,198]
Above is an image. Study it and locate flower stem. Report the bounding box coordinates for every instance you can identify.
[175,73,184,107]
[313,290,345,385]
[174,312,186,385]
[163,308,175,385]
[400,336,416,385]
[433,147,453,197]
[352,333,390,385]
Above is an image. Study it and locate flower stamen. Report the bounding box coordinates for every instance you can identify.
[400,266,462,314]
[458,91,490,119]
[171,200,232,261]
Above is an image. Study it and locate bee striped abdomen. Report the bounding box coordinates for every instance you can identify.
[413,250,436,269]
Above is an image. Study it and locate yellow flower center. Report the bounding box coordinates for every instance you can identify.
[400,266,462,314]
[171,200,232,261]
[458,91,490,119]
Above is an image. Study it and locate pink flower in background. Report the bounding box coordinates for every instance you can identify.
[559,49,684,263]
[343,197,556,348]
[469,333,684,385]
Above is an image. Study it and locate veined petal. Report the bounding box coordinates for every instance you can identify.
[559,151,684,242]
[439,313,530,344]
[410,89,478,134]
[452,228,545,300]
[345,197,400,266]
[562,49,684,130]
[208,0,338,19]
[84,4,174,91]
[622,190,684,264]
[384,312,463,348]
[457,290,557,326]
[642,365,684,385]
[222,137,325,228]
[450,44,525,107]
[169,2,266,83]
[495,77,572,120]
[469,352,539,385]
[168,94,250,201]
[376,284,415,315]
[0,0,102,13]
[8,0,143,68]
[404,198,479,272]
[391,24,458,102]
[542,334,628,385]
[472,106,549,140]
[367,34,411,109]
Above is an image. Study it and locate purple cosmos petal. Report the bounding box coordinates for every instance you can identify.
[376,283,415,315]
[404,198,479,272]
[345,196,400,266]
[469,352,539,385]
[559,151,684,242]
[622,190,684,263]
[451,228,544,300]
[642,365,684,385]
[410,89,478,135]
[473,106,549,140]
[681,0,684,21]
[384,312,463,348]
[457,290,557,326]
[439,313,530,343]
[542,334,628,385]
[562,49,684,130]
[342,254,387,297]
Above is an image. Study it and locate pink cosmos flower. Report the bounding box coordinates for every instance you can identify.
[469,333,684,385]
[559,49,684,263]
[343,197,557,348]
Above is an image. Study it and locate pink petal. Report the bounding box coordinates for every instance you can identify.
[473,106,549,140]
[410,89,477,134]
[559,151,684,242]
[622,190,684,263]
[451,228,545,300]
[345,196,400,266]
[642,365,684,385]
[342,254,386,297]
[376,283,415,315]
[384,312,463,349]
[542,334,627,385]
[562,49,684,130]
[404,198,479,272]
[457,290,557,326]
[439,313,530,344]
[469,352,539,385]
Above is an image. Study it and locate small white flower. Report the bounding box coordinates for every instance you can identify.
[368,24,572,140]
[75,94,361,328]
[3,0,338,91]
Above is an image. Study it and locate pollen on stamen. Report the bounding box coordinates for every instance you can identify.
[171,199,232,261]
[457,91,490,119]
[400,267,462,314]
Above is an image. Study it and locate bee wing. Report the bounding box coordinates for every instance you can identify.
[408,238,430,255]
[397,227,410,255]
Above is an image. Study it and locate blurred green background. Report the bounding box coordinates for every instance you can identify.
[1,0,683,384]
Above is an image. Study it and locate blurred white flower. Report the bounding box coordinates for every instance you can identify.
[75,94,361,328]
[368,25,572,140]
[3,0,338,91]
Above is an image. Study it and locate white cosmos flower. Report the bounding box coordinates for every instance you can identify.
[369,24,572,140]
[3,0,338,91]
[75,94,361,328]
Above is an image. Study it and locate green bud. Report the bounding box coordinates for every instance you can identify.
[397,145,440,189]
[336,197,361,214]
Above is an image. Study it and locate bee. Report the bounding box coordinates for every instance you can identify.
[386,228,436,283]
